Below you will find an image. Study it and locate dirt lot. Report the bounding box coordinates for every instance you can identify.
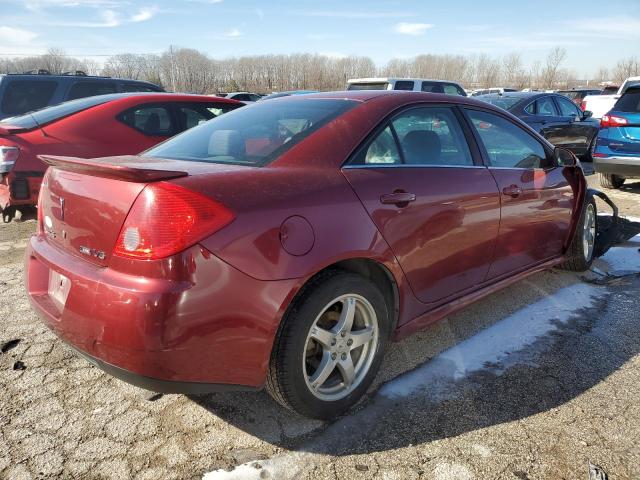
[1,175,639,480]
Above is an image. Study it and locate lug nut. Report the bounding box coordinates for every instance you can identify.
[331,338,336,346]
[331,353,337,360]
[347,339,353,346]
[341,353,347,360]
[341,331,346,337]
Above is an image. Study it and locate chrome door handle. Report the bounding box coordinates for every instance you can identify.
[502,185,522,198]
[380,191,416,207]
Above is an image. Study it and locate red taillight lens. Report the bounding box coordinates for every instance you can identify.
[113,182,234,260]
[0,146,19,173]
[580,100,586,111]
[600,114,628,128]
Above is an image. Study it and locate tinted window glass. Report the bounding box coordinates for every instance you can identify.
[443,84,464,96]
[347,82,389,91]
[121,83,158,93]
[556,96,581,117]
[146,99,356,166]
[421,82,444,93]
[358,127,401,164]
[119,105,175,136]
[1,80,57,115]
[1,93,123,129]
[480,96,522,110]
[392,107,472,166]
[231,94,251,101]
[394,81,415,91]
[536,97,557,116]
[614,89,640,112]
[466,109,549,169]
[68,81,117,100]
[176,103,238,130]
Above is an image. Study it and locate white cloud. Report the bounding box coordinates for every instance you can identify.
[566,16,640,38]
[222,28,242,38]
[130,6,159,22]
[0,26,39,44]
[394,22,433,36]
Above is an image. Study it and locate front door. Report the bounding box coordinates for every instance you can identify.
[342,106,501,305]
[462,108,575,279]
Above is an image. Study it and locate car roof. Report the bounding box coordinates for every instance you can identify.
[476,91,549,101]
[347,77,461,84]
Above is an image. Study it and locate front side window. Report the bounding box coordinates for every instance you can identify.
[392,107,472,166]
[176,103,238,130]
[68,81,117,101]
[394,81,415,91]
[443,84,465,96]
[146,99,356,166]
[556,96,581,117]
[119,105,175,136]
[465,109,550,169]
[421,82,444,93]
[1,80,57,115]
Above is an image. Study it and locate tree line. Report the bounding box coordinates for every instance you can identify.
[1,46,638,94]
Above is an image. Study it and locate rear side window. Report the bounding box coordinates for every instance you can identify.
[466,109,549,169]
[421,82,444,93]
[443,84,465,96]
[394,81,415,91]
[614,89,640,112]
[176,103,238,130]
[146,99,356,166]
[119,105,176,136]
[360,127,402,164]
[68,81,117,101]
[347,83,389,91]
[1,80,57,115]
[525,97,557,116]
[392,107,472,166]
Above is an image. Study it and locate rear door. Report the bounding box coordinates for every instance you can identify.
[462,107,574,279]
[342,105,501,305]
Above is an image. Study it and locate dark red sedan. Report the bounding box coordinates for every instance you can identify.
[0,93,241,222]
[25,91,596,419]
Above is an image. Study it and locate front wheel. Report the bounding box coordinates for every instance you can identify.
[266,271,390,419]
[560,198,597,272]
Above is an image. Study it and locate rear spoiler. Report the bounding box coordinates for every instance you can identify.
[0,124,29,135]
[38,155,188,182]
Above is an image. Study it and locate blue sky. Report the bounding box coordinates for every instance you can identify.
[1,0,639,76]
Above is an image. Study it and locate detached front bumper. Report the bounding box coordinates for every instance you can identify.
[594,156,640,178]
[25,235,299,392]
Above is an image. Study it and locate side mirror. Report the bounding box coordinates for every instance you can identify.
[582,110,593,119]
[554,147,577,167]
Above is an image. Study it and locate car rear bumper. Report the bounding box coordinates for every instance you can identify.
[594,156,640,178]
[25,235,299,391]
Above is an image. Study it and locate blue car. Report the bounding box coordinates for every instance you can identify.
[594,86,640,188]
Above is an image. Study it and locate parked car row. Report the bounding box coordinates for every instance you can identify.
[26,90,596,419]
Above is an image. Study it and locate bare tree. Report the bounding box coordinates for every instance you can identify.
[613,56,640,83]
[541,47,567,89]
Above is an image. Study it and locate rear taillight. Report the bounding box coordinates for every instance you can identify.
[36,169,50,234]
[0,146,19,173]
[600,114,628,128]
[580,100,586,111]
[113,182,234,260]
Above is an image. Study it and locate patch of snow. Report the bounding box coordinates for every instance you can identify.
[380,283,605,399]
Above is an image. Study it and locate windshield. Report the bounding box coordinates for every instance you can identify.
[477,96,522,110]
[146,98,357,166]
[1,93,125,129]
[347,82,389,91]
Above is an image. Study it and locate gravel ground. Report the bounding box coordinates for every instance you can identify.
[0,175,639,480]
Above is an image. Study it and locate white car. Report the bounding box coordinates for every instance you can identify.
[582,76,640,118]
[470,87,518,96]
[346,78,466,96]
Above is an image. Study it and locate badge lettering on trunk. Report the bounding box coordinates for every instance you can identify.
[79,246,106,260]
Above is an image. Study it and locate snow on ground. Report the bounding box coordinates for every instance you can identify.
[202,229,640,480]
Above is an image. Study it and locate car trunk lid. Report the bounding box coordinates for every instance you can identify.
[38,155,192,266]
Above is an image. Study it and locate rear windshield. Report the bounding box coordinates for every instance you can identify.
[146,98,357,166]
[477,96,522,110]
[614,89,640,113]
[347,83,389,91]
[1,93,124,129]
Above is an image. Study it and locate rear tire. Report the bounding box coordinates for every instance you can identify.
[266,271,390,419]
[598,173,625,189]
[560,198,597,272]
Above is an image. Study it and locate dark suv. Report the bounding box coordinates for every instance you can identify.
[0,70,163,120]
